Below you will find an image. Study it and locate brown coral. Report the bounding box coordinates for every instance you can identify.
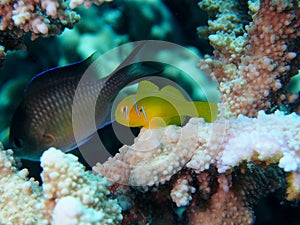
[186,163,286,225]
[187,188,253,225]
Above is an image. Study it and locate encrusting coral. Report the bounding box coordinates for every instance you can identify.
[0,147,122,225]
[95,111,300,188]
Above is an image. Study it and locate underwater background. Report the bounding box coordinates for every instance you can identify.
[0,0,300,224]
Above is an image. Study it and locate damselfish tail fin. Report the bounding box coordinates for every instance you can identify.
[186,101,218,122]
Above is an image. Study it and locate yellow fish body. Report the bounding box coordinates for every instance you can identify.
[115,80,218,128]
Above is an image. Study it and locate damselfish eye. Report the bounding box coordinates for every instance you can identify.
[13,137,24,148]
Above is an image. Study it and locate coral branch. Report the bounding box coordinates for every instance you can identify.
[0,0,87,65]
[0,0,116,65]
[199,0,300,117]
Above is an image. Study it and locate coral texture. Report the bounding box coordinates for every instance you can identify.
[198,0,300,117]
[0,0,111,65]
[186,164,285,224]
[0,148,44,224]
[0,147,122,224]
[0,0,81,64]
[69,0,111,10]
[93,123,198,188]
[170,174,195,207]
[40,148,123,224]
[187,185,253,225]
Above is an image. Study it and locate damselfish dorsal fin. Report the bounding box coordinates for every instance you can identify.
[160,85,187,101]
[112,41,146,74]
[25,53,99,95]
[136,80,159,95]
[25,42,149,95]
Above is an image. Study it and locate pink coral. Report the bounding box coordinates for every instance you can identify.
[170,174,195,207]
[0,0,116,64]
[0,0,80,64]
[199,0,300,117]
[69,0,112,9]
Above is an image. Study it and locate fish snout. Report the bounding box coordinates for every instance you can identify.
[9,132,42,161]
[9,136,27,158]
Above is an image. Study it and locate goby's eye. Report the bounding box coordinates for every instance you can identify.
[122,106,127,113]
[121,106,129,119]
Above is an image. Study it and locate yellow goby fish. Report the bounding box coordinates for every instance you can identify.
[115,80,218,129]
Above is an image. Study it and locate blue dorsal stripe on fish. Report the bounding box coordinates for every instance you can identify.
[24,53,99,94]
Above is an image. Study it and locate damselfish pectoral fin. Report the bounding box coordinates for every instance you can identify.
[185,101,218,122]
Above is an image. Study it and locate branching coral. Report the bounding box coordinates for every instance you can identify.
[198,0,300,117]
[187,176,254,225]
[0,147,122,224]
[186,164,286,225]
[0,0,113,65]
[0,0,81,64]
[40,148,122,224]
[170,173,195,207]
